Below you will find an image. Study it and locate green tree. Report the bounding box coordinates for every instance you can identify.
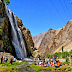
[69,50,72,55]
[53,52,58,57]
[4,0,10,5]
[62,52,69,58]
[58,52,62,58]
[62,46,63,52]
[45,54,53,58]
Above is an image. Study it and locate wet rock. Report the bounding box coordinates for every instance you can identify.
[0,1,34,57]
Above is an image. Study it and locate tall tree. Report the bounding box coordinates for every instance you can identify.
[62,46,63,52]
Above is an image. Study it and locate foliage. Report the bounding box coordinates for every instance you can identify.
[0,61,28,71]
[64,62,70,65]
[4,44,13,53]
[45,54,53,58]
[69,50,72,55]
[29,64,72,71]
[53,52,58,57]
[0,61,27,67]
[32,50,38,57]
[29,64,52,71]
[53,52,62,58]
[45,50,72,59]
[62,52,69,58]
[66,57,69,62]
[4,0,10,5]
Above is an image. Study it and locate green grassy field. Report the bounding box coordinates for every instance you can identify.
[29,63,72,72]
[0,61,28,72]
[0,60,72,72]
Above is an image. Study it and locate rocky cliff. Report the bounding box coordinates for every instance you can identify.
[33,20,72,56]
[32,32,47,49]
[16,17,34,56]
[0,0,34,57]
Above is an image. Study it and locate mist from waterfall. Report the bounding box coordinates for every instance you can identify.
[5,5,27,59]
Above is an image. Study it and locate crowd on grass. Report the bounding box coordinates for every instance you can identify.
[33,54,72,68]
[1,56,16,64]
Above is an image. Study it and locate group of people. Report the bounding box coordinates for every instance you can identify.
[33,56,62,68]
[1,56,16,64]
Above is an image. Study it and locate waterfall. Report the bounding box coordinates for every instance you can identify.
[5,5,27,59]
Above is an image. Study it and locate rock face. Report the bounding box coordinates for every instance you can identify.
[16,17,34,56]
[32,32,47,49]
[0,0,34,57]
[0,1,15,55]
[33,21,72,56]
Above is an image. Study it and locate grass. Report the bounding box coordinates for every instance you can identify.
[29,64,53,71]
[0,61,28,72]
[29,64,72,72]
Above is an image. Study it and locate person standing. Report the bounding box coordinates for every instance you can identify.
[10,58,13,64]
[38,57,40,65]
[1,56,3,64]
[5,56,8,62]
[70,54,72,65]
[43,57,45,66]
[33,57,36,65]
[13,58,16,62]
[56,56,58,62]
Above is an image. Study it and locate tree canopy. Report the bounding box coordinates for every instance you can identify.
[4,0,10,5]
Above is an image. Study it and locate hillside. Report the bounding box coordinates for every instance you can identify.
[32,32,47,49]
[33,20,72,56]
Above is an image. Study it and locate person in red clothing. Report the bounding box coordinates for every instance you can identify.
[57,60,61,67]
[52,61,54,67]
[55,60,61,68]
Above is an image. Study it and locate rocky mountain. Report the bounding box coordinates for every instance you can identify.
[33,20,72,56]
[32,32,47,49]
[0,0,34,58]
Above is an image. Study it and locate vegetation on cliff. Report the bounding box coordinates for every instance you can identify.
[0,1,34,57]
[4,0,10,5]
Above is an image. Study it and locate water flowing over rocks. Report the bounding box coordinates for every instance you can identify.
[0,0,34,58]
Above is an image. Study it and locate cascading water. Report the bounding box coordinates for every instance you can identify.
[5,5,27,59]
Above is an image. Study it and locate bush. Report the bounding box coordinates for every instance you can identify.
[45,50,72,59]
[69,50,72,55]
[4,44,13,53]
[53,52,62,58]
[62,52,69,58]
[45,54,53,58]
[53,52,58,57]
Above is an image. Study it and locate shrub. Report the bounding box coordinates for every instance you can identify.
[69,50,72,55]
[45,54,53,58]
[4,44,13,53]
[62,52,69,58]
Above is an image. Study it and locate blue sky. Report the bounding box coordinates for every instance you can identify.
[8,0,72,36]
